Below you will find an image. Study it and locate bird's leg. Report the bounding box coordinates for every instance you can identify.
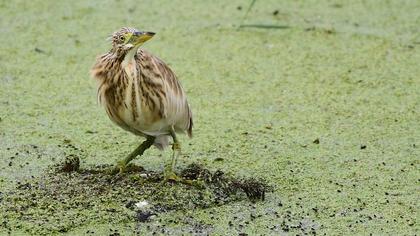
[171,131,181,172]
[158,128,196,186]
[163,127,184,182]
[112,136,155,174]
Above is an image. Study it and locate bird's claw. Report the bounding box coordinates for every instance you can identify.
[161,170,193,185]
[110,161,126,175]
[164,171,181,182]
[172,142,181,151]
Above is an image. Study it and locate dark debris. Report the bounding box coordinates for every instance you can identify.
[60,155,80,172]
[136,210,156,223]
[181,163,269,201]
[1,162,270,234]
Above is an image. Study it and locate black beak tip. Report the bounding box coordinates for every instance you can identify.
[133,31,155,36]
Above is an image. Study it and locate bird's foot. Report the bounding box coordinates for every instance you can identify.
[172,142,181,151]
[110,160,127,175]
[161,170,193,185]
[110,161,145,175]
[164,170,182,182]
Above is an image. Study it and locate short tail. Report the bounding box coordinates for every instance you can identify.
[187,116,193,138]
[153,135,170,150]
[187,106,193,138]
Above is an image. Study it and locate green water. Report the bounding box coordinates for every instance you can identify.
[0,0,419,234]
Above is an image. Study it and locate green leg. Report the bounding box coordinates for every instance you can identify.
[160,128,195,185]
[164,128,180,180]
[163,127,184,182]
[170,129,181,172]
[112,136,155,174]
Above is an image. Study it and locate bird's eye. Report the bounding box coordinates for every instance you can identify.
[119,36,125,41]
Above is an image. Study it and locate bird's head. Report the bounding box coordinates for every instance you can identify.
[110,27,155,53]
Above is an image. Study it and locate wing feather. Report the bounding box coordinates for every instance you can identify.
[136,49,193,136]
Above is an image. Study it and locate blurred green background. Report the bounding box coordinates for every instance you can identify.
[0,0,419,234]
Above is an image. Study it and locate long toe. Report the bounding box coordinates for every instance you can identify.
[161,171,194,185]
[172,142,181,151]
[109,161,126,175]
[164,171,181,182]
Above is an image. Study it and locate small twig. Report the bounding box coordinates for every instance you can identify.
[238,0,257,29]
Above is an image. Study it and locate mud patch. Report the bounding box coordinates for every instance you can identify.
[181,163,267,201]
[0,161,269,235]
[61,154,80,172]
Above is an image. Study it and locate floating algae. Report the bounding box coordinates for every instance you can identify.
[0,159,269,234]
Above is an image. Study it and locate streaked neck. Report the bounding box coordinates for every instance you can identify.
[122,46,139,67]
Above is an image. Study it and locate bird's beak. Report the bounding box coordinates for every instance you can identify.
[131,31,155,45]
